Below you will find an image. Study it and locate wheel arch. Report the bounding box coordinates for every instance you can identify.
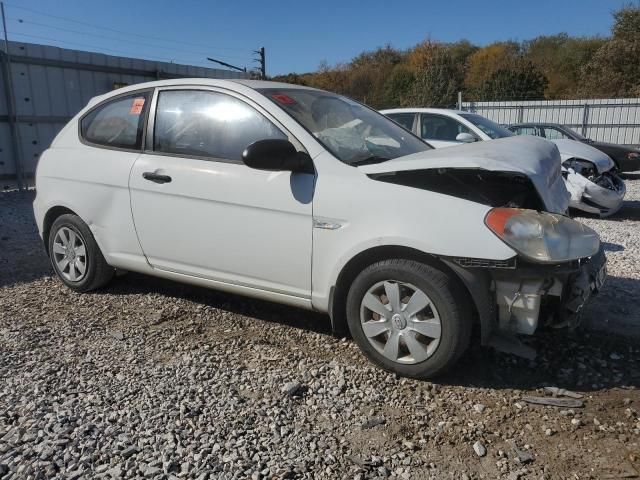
[42,206,78,255]
[328,245,482,338]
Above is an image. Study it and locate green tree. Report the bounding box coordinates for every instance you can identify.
[477,59,547,101]
[580,6,640,97]
[344,45,405,106]
[464,42,520,94]
[405,45,459,107]
[382,65,416,107]
[524,34,605,98]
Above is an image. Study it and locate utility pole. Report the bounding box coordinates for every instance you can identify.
[253,47,265,79]
[206,57,246,74]
[1,1,24,191]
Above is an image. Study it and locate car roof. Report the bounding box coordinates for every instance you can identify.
[88,78,317,104]
[381,108,470,116]
[510,122,564,128]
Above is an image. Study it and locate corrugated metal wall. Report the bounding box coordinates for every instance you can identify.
[0,40,249,181]
[462,98,640,145]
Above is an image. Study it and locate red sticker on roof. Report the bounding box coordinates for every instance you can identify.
[272,94,296,105]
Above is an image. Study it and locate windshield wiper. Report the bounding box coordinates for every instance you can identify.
[349,155,391,166]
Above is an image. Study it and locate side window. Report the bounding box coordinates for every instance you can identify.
[387,113,415,132]
[153,90,287,161]
[81,92,150,149]
[420,114,472,141]
[514,126,540,137]
[543,127,569,140]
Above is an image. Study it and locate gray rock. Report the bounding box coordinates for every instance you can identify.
[110,330,125,341]
[361,418,386,430]
[144,466,162,477]
[473,441,486,457]
[281,381,303,397]
[120,446,140,459]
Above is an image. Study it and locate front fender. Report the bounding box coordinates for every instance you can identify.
[310,171,517,312]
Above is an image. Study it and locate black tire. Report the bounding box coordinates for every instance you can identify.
[346,259,472,379]
[48,214,114,292]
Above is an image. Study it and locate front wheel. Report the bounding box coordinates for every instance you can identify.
[48,214,114,292]
[346,259,472,379]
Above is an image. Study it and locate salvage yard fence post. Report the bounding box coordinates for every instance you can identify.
[1,1,24,190]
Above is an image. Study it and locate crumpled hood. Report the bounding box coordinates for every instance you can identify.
[552,139,615,173]
[359,135,570,214]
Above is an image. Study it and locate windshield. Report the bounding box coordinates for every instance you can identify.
[460,113,514,139]
[257,88,431,165]
[561,126,587,141]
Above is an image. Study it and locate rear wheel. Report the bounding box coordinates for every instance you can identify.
[346,259,471,379]
[48,214,114,292]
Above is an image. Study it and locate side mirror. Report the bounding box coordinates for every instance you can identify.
[242,139,313,173]
[456,132,476,143]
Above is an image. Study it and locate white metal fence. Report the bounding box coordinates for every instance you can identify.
[461,98,640,146]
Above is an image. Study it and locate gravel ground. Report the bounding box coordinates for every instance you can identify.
[1,181,639,480]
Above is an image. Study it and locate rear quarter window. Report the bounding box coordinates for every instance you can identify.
[80,92,150,150]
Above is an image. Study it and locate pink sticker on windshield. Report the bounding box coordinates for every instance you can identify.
[130,97,145,115]
[272,94,296,105]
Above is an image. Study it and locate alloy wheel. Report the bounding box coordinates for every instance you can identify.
[360,280,442,364]
[52,226,88,282]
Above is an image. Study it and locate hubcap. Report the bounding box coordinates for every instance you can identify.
[52,226,87,282]
[360,280,441,364]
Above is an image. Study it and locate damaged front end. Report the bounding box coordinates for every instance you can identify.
[563,158,626,217]
[368,166,606,356]
[451,207,604,354]
[359,137,606,357]
[443,246,606,359]
[489,249,606,334]
[553,139,626,217]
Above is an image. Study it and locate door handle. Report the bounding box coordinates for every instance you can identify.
[142,172,172,184]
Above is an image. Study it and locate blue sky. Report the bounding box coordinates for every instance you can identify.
[5,0,632,76]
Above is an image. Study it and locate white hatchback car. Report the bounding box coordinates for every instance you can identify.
[34,79,606,378]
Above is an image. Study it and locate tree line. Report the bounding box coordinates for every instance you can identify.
[272,6,640,109]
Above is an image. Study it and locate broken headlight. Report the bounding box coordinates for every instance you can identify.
[485,208,600,263]
[562,159,596,178]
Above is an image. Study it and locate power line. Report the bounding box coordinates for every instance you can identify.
[8,31,222,68]
[14,18,251,62]
[4,2,254,54]
[207,57,246,73]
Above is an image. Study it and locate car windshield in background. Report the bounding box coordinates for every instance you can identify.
[258,88,431,165]
[460,113,515,139]
[563,126,587,141]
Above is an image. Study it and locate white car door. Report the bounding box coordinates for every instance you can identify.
[418,113,477,148]
[129,87,315,299]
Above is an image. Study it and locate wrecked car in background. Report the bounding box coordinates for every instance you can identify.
[382,108,626,217]
[508,122,640,172]
[553,139,626,217]
[34,80,605,378]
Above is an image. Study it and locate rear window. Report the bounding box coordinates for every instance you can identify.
[81,92,150,149]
